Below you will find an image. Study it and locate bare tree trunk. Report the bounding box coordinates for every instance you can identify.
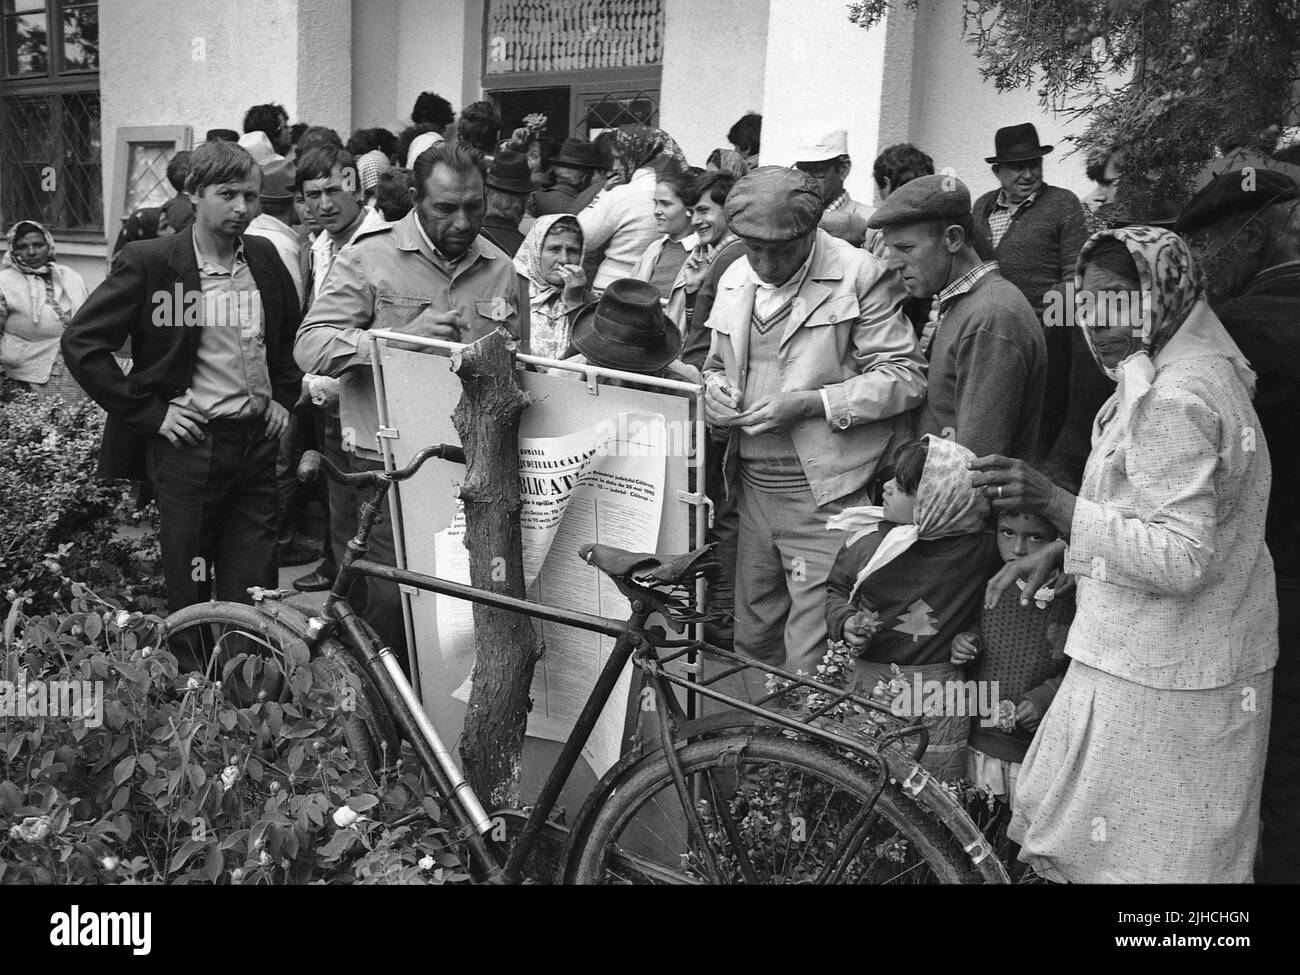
[451,328,542,808]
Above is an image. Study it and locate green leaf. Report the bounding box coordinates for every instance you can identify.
[204,843,223,883]
[112,755,135,786]
[82,613,102,641]
[169,838,204,873]
[347,794,379,812]
[287,744,305,773]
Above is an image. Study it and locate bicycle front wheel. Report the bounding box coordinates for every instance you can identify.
[569,734,980,884]
[155,602,398,775]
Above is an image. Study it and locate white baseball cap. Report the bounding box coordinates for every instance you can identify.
[795,127,849,163]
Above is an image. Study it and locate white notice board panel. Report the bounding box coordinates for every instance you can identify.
[369,333,704,799]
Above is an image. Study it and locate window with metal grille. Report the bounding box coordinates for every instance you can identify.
[0,0,101,234]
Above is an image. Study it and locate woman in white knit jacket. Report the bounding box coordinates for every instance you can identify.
[969,226,1277,883]
[1,220,89,401]
[578,124,688,294]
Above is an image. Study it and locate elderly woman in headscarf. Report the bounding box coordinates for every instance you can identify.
[969,226,1277,883]
[825,434,1001,782]
[514,214,591,362]
[578,124,689,294]
[1,220,90,401]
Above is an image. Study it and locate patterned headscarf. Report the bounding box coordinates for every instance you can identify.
[707,148,750,178]
[3,220,57,275]
[828,436,991,603]
[513,214,586,361]
[1076,225,1255,435]
[612,125,688,183]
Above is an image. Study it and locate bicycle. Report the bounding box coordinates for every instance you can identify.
[155,443,1009,885]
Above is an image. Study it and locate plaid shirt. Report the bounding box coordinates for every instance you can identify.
[922,261,1001,355]
[987,187,1041,248]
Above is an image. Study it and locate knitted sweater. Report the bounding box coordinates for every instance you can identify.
[967,586,1075,763]
[825,525,1000,666]
[919,269,1046,461]
[972,184,1088,316]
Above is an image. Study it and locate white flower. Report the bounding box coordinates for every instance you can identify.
[101,856,120,871]
[185,676,200,691]
[332,805,361,828]
[220,765,239,790]
[259,850,272,867]
[10,816,52,843]
[140,647,152,658]
[114,610,132,628]
[418,854,435,870]
[231,867,245,882]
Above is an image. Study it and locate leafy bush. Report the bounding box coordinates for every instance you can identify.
[0,378,164,616]
[0,585,471,885]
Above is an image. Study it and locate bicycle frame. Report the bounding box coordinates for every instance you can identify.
[303,449,952,884]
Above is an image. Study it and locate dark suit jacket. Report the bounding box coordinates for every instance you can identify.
[61,228,302,481]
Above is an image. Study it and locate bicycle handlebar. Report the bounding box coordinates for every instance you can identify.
[297,442,465,487]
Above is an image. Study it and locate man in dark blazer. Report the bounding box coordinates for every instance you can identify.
[62,141,302,612]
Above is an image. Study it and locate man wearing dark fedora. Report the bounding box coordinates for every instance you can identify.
[530,137,602,217]
[972,122,1088,457]
[565,277,701,383]
[479,148,532,257]
[703,166,926,679]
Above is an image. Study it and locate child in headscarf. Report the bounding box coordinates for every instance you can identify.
[825,434,1001,781]
[0,220,90,401]
[513,214,590,362]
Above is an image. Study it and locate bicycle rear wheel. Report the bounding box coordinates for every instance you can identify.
[568,734,980,884]
[155,602,398,775]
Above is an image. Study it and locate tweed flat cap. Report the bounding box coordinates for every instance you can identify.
[1175,169,1300,234]
[724,166,824,241]
[867,173,971,229]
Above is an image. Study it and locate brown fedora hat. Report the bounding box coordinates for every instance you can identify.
[485,149,533,194]
[986,123,1054,164]
[570,278,682,374]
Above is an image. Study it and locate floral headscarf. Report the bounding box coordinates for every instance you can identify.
[513,214,586,361]
[707,148,749,178]
[826,436,991,603]
[612,125,688,183]
[3,220,56,275]
[1076,226,1255,436]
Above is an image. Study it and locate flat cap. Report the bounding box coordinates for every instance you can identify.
[867,173,971,229]
[1175,169,1300,234]
[724,166,824,241]
[260,158,297,201]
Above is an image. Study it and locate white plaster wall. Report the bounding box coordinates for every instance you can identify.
[391,0,469,133]
[658,0,768,168]
[297,0,353,133]
[759,0,887,204]
[907,0,1092,204]
[99,0,300,233]
[351,0,402,130]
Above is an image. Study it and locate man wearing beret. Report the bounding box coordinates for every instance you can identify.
[972,124,1087,455]
[869,173,1046,460]
[1177,168,1300,884]
[703,166,926,677]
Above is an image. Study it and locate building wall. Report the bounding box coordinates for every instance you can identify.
[351,0,401,130]
[297,0,353,132]
[759,0,887,204]
[907,0,1093,204]
[658,0,768,168]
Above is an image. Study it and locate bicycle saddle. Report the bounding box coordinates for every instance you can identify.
[579,543,719,633]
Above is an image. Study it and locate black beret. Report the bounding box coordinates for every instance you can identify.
[1175,169,1300,234]
[867,173,971,229]
[724,166,824,242]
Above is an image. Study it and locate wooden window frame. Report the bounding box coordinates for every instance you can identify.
[109,125,194,237]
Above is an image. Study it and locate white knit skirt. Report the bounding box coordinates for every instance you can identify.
[1008,660,1272,883]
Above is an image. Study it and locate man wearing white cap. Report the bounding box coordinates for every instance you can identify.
[793,126,874,249]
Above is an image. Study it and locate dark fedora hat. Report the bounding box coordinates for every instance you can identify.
[552,137,601,170]
[571,278,682,374]
[986,123,1054,164]
[205,128,240,143]
[485,149,533,194]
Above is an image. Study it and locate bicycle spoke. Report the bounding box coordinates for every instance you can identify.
[704,770,759,884]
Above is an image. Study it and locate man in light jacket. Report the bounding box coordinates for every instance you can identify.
[703,166,926,676]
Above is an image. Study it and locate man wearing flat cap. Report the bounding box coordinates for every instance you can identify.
[870,173,1045,460]
[1178,168,1300,884]
[972,123,1087,455]
[703,166,926,677]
